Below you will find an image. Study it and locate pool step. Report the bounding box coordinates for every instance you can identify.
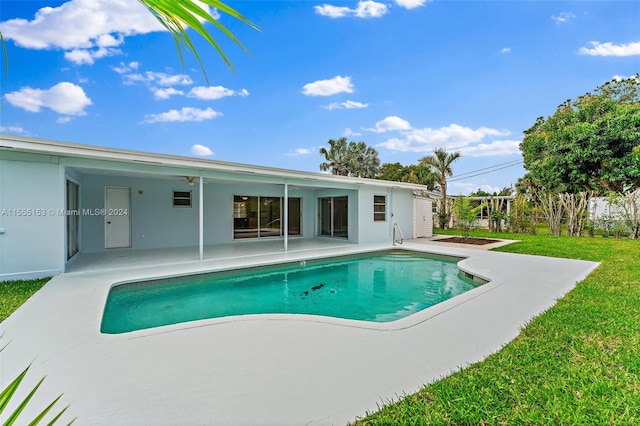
[387,250,419,258]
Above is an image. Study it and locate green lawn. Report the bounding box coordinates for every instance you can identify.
[0,278,49,322]
[356,230,640,425]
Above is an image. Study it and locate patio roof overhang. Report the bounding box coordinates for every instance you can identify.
[1,134,434,194]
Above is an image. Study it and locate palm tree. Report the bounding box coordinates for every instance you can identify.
[419,147,462,229]
[359,146,381,178]
[348,141,381,178]
[319,138,381,178]
[320,137,350,176]
[1,0,259,81]
[401,164,439,189]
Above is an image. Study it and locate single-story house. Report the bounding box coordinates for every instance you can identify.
[0,135,435,280]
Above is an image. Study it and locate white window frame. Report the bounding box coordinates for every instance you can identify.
[374,195,386,222]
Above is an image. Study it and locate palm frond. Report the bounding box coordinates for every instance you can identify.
[1,338,72,425]
[1,32,7,78]
[139,0,259,81]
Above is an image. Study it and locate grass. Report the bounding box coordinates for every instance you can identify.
[355,229,640,425]
[0,278,49,322]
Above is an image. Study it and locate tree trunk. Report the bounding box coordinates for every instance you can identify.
[440,178,448,229]
[561,192,591,237]
[538,192,563,236]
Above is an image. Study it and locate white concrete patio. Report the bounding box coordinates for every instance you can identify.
[65,238,358,274]
[0,239,599,425]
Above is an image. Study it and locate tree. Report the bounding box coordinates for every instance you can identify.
[319,138,349,176]
[378,163,406,182]
[419,147,462,229]
[1,0,259,81]
[319,138,381,178]
[377,163,438,189]
[508,194,536,234]
[453,196,484,238]
[401,164,439,188]
[520,75,640,194]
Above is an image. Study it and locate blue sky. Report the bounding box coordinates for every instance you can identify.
[1,0,639,194]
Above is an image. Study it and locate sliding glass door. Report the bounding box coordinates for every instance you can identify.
[259,197,281,237]
[287,197,302,236]
[318,196,348,238]
[233,196,301,239]
[66,180,79,259]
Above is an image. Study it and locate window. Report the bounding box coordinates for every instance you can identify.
[374,195,386,221]
[233,195,302,239]
[173,190,192,207]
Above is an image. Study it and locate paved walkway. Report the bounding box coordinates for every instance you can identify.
[0,241,598,425]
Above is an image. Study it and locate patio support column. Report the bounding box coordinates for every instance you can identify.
[284,183,288,252]
[199,175,204,260]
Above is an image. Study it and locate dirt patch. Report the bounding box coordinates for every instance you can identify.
[436,237,500,246]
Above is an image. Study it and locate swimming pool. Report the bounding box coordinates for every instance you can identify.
[101,249,484,334]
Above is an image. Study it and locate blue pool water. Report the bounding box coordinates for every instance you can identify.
[101,250,480,334]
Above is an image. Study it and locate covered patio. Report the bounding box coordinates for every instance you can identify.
[1,135,425,281]
[65,237,359,274]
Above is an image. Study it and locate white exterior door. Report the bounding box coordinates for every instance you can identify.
[413,197,432,238]
[105,187,131,248]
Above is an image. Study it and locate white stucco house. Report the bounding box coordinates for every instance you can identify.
[0,135,434,281]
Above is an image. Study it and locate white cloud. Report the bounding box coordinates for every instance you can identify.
[142,107,222,124]
[4,82,92,115]
[450,182,502,196]
[314,4,352,18]
[65,47,121,65]
[95,33,122,48]
[191,144,214,156]
[115,67,194,98]
[121,71,193,86]
[500,47,511,54]
[368,116,412,132]
[0,0,218,64]
[551,12,576,24]
[113,65,250,103]
[395,0,429,9]
[377,123,510,152]
[578,41,640,57]
[152,88,185,100]
[0,125,28,134]
[188,86,249,100]
[323,100,368,110]
[344,128,362,137]
[354,1,388,18]
[302,76,354,96]
[286,148,313,157]
[459,140,521,157]
[0,0,159,50]
[315,1,387,18]
[57,116,73,124]
[64,49,93,65]
[112,61,139,74]
[149,72,193,86]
